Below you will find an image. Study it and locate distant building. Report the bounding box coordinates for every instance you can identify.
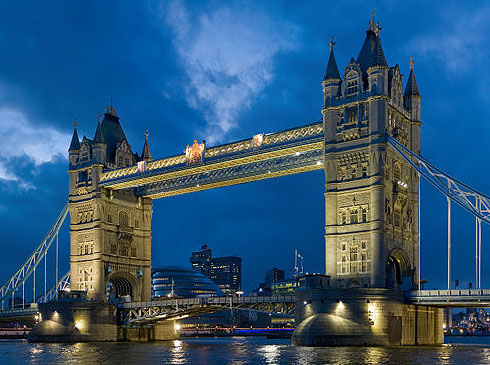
[190,245,242,295]
[190,244,212,277]
[210,256,242,295]
[152,266,223,298]
[265,268,285,288]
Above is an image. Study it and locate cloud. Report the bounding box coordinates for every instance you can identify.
[160,0,300,144]
[409,4,490,74]
[0,108,70,185]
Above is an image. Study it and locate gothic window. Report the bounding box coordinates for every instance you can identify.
[90,243,94,254]
[362,165,368,177]
[110,244,116,254]
[341,256,347,273]
[350,209,359,224]
[80,145,90,162]
[350,247,358,262]
[347,107,358,124]
[361,253,367,272]
[341,211,347,225]
[347,80,358,95]
[131,247,137,257]
[341,242,347,251]
[78,170,88,183]
[107,213,112,223]
[361,241,367,250]
[135,220,139,229]
[119,211,129,227]
[362,208,368,223]
[119,245,129,256]
[79,245,83,255]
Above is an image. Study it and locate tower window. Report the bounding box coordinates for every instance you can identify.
[350,209,359,224]
[347,80,358,95]
[119,211,129,227]
[362,208,368,223]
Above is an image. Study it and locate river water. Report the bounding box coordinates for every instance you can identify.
[1,336,490,364]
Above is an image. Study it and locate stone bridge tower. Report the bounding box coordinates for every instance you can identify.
[323,18,421,289]
[67,102,153,301]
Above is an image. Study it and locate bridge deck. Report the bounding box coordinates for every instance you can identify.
[99,122,324,198]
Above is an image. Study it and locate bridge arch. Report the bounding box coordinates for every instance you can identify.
[106,272,139,301]
[385,247,411,289]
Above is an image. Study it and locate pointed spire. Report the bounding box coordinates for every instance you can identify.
[357,12,387,73]
[372,37,387,67]
[93,113,105,144]
[105,95,118,117]
[324,36,341,81]
[69,118,81,151]
[141,129,152,161]
[404,56,420,96]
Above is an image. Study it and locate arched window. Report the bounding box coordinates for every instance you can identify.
[119,211,129,227]
[362,208,368,223]
[350,209,358,224]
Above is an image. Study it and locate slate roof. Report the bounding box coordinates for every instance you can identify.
[356,29,387,74]
[100,112,128,162]
[324,48,341,80]
[404,68,420,96]
[69,126,81,151]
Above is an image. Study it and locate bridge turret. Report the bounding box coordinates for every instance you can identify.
[322,37,341,107]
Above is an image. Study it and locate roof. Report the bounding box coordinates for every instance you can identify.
[69,126,80,151]
[100,112,128,162]
[404,67,420,96]
[324,48,340,80]
[93,119,105,144]
[356,29,387,74]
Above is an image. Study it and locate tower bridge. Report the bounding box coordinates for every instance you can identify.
[2,15,490,345]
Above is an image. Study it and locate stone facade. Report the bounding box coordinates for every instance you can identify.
[323,18,421,289]
[68,104,153,302]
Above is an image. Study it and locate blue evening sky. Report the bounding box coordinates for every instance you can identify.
[0,0,489,293]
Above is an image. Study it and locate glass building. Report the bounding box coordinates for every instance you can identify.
[152,266,223,298]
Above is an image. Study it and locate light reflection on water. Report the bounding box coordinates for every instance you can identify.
[1,337,490,364]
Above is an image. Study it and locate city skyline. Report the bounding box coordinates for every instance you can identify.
[1,1,490,293]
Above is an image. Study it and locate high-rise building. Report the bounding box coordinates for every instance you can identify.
[210,256,242,295]
[265,268,285,288]
[190,244,212,277]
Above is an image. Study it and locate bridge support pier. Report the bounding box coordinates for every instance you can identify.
[292,288,443,346]
[27,301,179,342]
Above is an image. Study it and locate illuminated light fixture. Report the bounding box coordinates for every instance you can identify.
[65,288,71,292]
[294,152,301,156]
[197,184,200,187]
[74,320,83,329]
[303,301,307,305]
[316,161,322,165]
[268,171,271,174]
[174,323,181,331]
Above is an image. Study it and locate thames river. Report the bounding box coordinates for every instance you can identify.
[1,337,490,364]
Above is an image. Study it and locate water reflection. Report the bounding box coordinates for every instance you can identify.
[5,337,490,364]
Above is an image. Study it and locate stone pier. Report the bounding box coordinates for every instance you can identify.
[292,288,443,346]
[28,301,179,343]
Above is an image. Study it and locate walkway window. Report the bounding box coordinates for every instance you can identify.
[119,211,129,227]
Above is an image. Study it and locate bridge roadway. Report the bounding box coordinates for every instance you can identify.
[118,296,296,325]
[407,289,490,307]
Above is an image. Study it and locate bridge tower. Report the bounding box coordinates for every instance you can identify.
[68,102,153,301]
[323,18,421,289]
